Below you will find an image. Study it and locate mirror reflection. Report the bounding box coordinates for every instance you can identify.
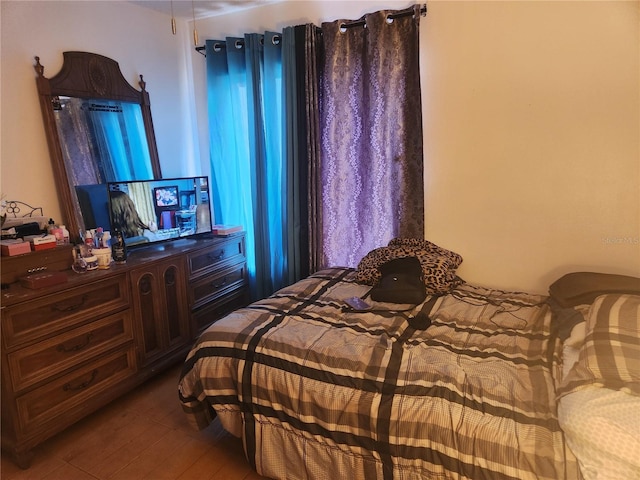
[54,97,153,186]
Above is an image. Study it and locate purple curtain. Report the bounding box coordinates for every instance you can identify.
[300,24,324,274]
[318,5,424,269]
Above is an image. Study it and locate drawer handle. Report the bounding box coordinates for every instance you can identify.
[63,369,98,392]
[211,276,228,289]
[208,250,225,261]
[52,294,88,313]
[57,333,93,353]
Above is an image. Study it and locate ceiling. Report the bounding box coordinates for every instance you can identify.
[129,0,278,20]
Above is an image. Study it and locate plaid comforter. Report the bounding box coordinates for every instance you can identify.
[179,268,580,480]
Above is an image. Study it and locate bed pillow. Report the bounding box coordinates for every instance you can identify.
[387,237,463,269]
[557,293,640,399]
[354,240,463,295]
[549,272,640,308]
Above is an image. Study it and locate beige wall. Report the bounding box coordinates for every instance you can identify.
[2,0,638,294]
[0,0,200,225]
[422,0,639,292]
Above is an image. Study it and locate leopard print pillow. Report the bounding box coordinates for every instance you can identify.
[354,246,395,286]
[388,237,463,268]
[355,241,463,295]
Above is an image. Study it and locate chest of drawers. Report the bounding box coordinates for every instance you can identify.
[1,273,137,468]
[1,233,247,468]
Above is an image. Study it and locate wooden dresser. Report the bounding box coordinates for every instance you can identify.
[0,233,247,468]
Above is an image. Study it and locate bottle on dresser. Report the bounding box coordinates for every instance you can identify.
[111,229,127,264]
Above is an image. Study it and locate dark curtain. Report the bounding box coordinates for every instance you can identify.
[293,24,323,276]
[283,26,308,284]
[316,5,425,269]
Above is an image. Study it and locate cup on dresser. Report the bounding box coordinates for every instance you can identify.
[92,247,112,269]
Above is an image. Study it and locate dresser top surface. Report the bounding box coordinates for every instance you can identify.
[1,234,244,307]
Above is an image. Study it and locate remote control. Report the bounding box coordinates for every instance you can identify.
[345,296,371,311]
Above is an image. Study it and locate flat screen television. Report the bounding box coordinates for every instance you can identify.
[106,176,213,247]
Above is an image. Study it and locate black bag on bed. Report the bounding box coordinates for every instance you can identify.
[370,256,427,304]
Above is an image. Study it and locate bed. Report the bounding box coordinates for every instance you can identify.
[549,273,640,480]
[178,241,639,480]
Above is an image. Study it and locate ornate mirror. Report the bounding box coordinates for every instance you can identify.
[34,51,162,243]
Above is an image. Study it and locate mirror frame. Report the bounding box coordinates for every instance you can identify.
[34,51,162,243]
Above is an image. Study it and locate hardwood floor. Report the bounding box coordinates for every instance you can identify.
[1,364,271,480]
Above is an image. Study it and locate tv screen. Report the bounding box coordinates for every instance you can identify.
[107,176,213,247]
[153,186,179,209]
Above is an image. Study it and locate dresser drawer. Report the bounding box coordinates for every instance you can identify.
[15,347,137,436]
[7,311,134,392]
[2,274,130,349]
[187,235,245,279]
[190,263,247,310]
[191,288,248,335]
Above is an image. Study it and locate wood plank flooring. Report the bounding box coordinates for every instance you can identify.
[1,364,271,480]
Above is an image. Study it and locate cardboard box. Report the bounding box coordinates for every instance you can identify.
[30,242,57,251]
[24,234,57,245]
[23,234,57,251]
[0,240,32,257]
[211,225,243,236]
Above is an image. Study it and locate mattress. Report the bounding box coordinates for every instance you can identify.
[179,267,581,480]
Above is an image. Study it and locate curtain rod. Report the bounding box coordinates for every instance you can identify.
[341,3,426,30]
[195,3,427,56]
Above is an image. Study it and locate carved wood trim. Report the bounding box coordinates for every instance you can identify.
[39,52,142,103]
